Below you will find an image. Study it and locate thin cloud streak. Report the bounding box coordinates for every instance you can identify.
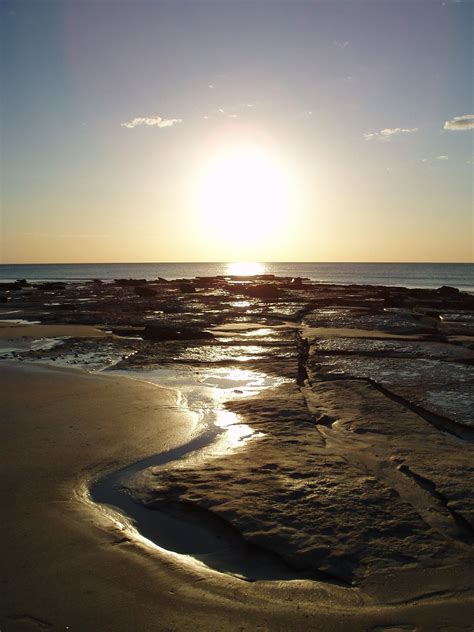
[364,127,418,141]
[17,232,111,239]
[121,116,182,129]
[204,102,258,120]
[443,114,474,130]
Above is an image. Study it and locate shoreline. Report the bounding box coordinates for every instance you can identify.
[1,261,473,293]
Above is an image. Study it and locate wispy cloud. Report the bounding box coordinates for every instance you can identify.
[421,155,451,163]
[334,40,349,49]
[17,232,110,239]
[203,102,258,120]
[443,114,474,131]
[364,127,418,141]
[203,108,237,120]
[120,116,182,129]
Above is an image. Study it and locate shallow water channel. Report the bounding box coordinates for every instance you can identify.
[89,366,309,580]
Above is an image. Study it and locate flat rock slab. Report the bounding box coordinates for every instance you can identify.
[305,380,474,531]
[304,308,425,333]
[310,336,474,361]
[308,354,474,427]
[129,383,474,592]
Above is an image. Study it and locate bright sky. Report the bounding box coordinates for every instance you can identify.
[1,0,472,263]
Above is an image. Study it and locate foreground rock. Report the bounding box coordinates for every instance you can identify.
[129,381,474,591]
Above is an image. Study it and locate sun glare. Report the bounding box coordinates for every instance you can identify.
[226,262,265,276]
[197,142,292,252]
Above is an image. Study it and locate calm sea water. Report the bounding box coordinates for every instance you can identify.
[0,262,473,291]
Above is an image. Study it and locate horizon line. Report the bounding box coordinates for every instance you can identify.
[0,261,473,266]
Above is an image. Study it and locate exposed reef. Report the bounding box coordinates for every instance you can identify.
[1,274,473,601]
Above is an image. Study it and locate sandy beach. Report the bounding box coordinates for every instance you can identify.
[1,276,473,630]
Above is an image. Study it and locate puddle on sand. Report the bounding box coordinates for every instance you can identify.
[174,344,276,363]
[110,365,287,453]
[240,328,275,336]
[0,336,68,356]
[0,341,32,354]
[30,337,69,351]
[0,318,42,325]
[228,300,252,308]
[36,348,137,372]
[0,340,136,372]
[90,364,302,581]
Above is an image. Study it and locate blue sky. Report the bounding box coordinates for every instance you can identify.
[1,0,472,263]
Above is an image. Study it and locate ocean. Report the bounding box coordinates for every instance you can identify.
[0,262,473,292]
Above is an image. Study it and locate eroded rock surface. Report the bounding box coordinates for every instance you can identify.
[130,381,474,588]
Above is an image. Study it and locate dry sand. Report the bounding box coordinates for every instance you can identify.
[1,362,472,631]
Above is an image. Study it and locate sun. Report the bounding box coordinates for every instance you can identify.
[196,142,292,252]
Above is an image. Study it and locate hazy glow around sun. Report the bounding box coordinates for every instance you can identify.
[226,262,265,276]
[196,142,293,252]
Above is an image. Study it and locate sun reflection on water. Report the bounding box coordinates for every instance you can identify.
[214,409,255,448]
[229,300,252,308]
[226,262,265,276]
[113,365,287,454]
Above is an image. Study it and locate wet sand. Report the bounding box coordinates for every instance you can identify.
[0,322,109,339]
[1,362,473,631]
